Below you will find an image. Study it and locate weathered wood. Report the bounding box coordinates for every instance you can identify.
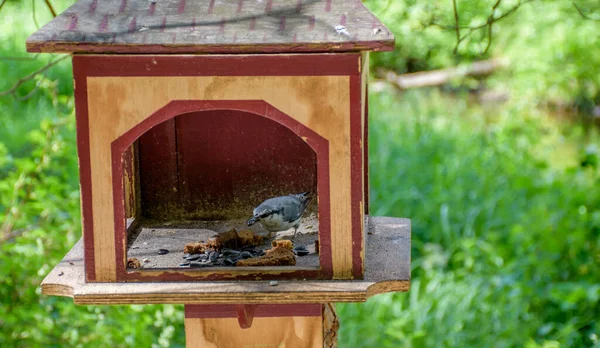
[323,303,339,348]
[122,143,137,219]
[26,0,394,54]
[40,216,410,305]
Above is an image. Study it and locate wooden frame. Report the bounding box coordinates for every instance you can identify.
[73,54,367,282]
[112,100,331,281]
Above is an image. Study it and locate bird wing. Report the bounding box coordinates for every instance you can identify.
[254,195,308,222]
[278,198,303,223]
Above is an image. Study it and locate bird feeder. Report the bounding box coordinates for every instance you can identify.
[28,0,411,346]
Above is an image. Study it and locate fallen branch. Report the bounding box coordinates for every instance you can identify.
[378,57,509,89]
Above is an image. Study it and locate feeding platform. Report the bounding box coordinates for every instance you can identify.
[42,217,409,305]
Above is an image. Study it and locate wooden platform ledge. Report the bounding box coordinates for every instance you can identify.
[41,217,410,305]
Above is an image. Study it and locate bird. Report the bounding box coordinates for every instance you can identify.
[247,192,312,239]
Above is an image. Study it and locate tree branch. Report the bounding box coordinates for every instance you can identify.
[483,0,503,54]
[0,55,39,61]
[428,0,534,54]
[0,55,68,98]
[452,0,461,54]
[573,1,600,21]
[376,0,393,17]
[43,0,57,17]
[31,0,40,29]
[0,226,38,244]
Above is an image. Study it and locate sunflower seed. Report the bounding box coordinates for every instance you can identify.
[240,251,253,259]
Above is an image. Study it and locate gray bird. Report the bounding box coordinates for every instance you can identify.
[247,192,312,239]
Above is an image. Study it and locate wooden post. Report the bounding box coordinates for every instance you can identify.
[184,304,338,348]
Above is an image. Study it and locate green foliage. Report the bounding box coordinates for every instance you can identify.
[0,0,72,154]
[338,88,600,347]
[365,0,600,115]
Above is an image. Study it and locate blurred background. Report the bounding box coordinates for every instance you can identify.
[1,0,599,347]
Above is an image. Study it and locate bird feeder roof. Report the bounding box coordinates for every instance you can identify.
[26,0,395,54]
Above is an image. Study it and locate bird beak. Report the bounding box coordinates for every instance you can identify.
[247,217,258,226]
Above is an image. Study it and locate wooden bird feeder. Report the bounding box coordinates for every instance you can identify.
[28,0,411,346]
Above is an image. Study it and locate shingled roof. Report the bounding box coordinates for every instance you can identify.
[26,0,394,54]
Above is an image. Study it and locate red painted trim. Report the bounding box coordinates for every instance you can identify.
[73,58,96,282]
[364,82,369,215]
[185,304,323,319]
[111,142,128,280]
[122,145,135,218]
[111,100,333,281]
[237,304,257,328]
[350,75,363,279]
[73,54,360,77]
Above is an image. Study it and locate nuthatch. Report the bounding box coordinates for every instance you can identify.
[247,192,312,239]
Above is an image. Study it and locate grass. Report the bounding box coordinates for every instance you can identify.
[338,87,600,347]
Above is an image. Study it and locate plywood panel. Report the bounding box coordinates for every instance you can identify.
[86,74,353,281]
[185,316,323,348]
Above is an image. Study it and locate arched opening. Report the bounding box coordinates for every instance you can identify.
[112,101,330,278]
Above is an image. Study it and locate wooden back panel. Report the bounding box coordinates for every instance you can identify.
[138,109,317,220]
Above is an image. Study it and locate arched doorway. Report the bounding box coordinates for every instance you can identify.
[111,100,332,280]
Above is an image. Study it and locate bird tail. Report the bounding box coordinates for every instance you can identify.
[295,192,312,211]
